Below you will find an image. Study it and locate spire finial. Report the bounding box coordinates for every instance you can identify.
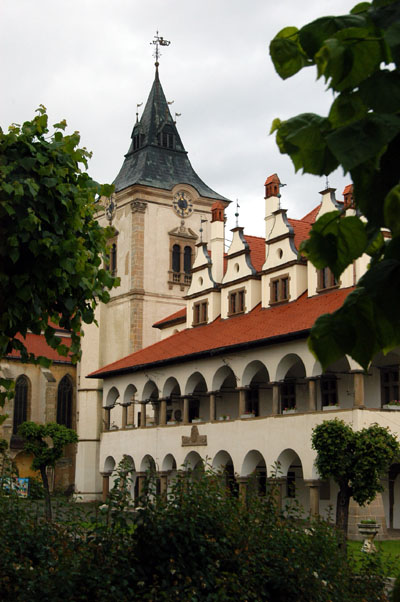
[199,215,207,243]
[235,199,240,227]
[136,102,143,124]
[325,175,329,189]
[150,31,171,68]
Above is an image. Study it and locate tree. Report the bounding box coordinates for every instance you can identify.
[269,0,400,371]
[312,419,399,544]
[0,106,118,405]
[18,421,78,520]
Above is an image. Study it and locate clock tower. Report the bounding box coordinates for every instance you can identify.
[75,61,229,500]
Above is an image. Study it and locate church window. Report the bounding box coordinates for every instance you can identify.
[57,375,73,429]
[270,274,290,304]
[13,375,29,435]
[228,289,245,316]
[381,366,399,406]
[320,375,337,407]
[193,301,208,326]
[317,267,337,292]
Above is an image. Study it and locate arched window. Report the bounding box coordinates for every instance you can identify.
[172,244,181,273]
[57,375,73,428]
[13,376,28,434]
[183,246,192,274]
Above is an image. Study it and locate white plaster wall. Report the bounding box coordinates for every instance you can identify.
[263,237,297,271]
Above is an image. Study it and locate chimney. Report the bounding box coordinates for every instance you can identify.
[264,173,281,238]
[343,184,354,210]
[210,202,225,283]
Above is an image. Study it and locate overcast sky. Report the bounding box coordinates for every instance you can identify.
[1,0,356,236]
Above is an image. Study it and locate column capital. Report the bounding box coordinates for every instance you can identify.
[235,386,250,392]
[100,471,112,478]
[304,479,322,488]
[130,200,147,214]
[267,477,286,485]
[237,476,248,484]
[305,376,319,382]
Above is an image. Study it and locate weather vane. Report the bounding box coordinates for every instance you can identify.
[235,199,240,227]
[150,31,171,66]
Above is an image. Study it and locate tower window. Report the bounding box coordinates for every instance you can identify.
[158,126,175,149]
[184,246,192,274]
[172,244,181,273]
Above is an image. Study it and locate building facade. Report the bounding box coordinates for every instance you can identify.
[88,177,400,539]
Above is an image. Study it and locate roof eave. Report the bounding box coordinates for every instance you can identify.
[87,328,310,380]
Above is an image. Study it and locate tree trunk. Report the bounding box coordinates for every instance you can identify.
[40,466,52,521]
[336,484,351,551]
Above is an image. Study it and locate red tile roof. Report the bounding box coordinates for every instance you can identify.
[301,204,321,224]
[7,332,73,363]
[244,235,265,271]
[153,307,186,329]
[288,218,313,250]
[90,287,353,378]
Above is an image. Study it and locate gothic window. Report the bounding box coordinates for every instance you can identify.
[193,301,208,326]
[110,243,117,276]
[281,380,296,411]
[317,267,338,292]
[320,375,337,407]
[381,366,399,406]
[57,375,73,429]
[228,289,245,316]
[270,275,290,304]
[13,375,29,435]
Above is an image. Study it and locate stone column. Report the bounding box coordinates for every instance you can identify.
[183,397,189,424]
[238,477,248,506]
[159,471,168,497]
[237,387,248,416]
[127,401,135,426]
[271,382,280,415]
[121,404,128,429]
[353,371,365,408]
[268,477,285,511]
[101,471,112,502]
[140,402,147,428]
[304,479,321,516]
[307,378,318,412]
[160,399,167,426]
[209,392,216,421]
[103,407,111,431]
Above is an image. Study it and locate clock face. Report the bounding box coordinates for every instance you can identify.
[173,191,193,218]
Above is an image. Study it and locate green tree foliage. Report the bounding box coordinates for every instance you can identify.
[312,419,399,542]
[0,464,388,601]
[18,421,78,520]
[0,106,118,403]
[269,0,400,370]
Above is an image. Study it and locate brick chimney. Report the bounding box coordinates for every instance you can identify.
[343,184,354,210]
[210,202,225,283]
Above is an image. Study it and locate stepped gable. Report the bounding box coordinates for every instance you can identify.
[113,66,229,201]
[90,287,353,378]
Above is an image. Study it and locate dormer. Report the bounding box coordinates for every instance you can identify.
[221,227,260,319]
[261,173,307,307]
[186,242,220,327]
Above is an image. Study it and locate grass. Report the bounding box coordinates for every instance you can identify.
[348,539,400,577]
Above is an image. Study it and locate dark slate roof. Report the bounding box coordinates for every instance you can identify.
[113,67,229,202]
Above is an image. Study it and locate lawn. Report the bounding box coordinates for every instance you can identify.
[348,539,400,577]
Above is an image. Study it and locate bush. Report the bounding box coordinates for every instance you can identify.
[0,463,388,601]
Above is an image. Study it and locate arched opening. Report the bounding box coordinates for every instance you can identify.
[162,377,181,423]
[212,366,238,420]
[242,361,270,417]
[185,372,208,422]
[276,449,306,513]
[241,450,267,498]
[276,354,306,413]
[212,450,237,496]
